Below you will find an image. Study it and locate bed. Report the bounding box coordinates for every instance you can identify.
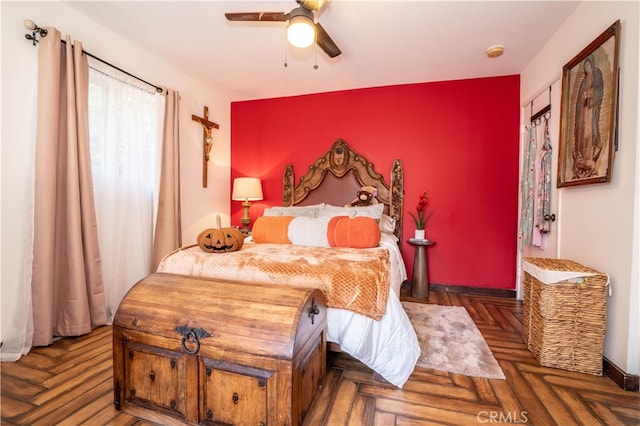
[158,139,420,387]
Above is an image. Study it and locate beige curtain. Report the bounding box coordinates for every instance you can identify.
[151,89,182,271]
[31,29,106,346]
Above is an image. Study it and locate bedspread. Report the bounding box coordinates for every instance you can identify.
[158,243,390,320]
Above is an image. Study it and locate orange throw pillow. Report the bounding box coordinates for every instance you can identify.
[327,216,381,248]
[252,216,294,244]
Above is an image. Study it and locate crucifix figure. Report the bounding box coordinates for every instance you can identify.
[192,106,219,187]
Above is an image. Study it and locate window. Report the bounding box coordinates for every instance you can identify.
[88,64,164,321]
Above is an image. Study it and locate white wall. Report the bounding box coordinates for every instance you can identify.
[521,1,639,375]
[1,1,232,360]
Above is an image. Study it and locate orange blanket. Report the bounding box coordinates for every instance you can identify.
[157,243,391,320]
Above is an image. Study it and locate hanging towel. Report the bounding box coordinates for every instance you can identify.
[536,119,552,235]
[518,126,537,250]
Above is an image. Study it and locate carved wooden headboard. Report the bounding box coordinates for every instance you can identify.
[283,139,404,242]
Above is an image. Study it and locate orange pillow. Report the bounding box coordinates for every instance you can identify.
[252,216,294,244]
[327,216,381,248]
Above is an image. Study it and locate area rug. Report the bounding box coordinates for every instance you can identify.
[402,302,505,379]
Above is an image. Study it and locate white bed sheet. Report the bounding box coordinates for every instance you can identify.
[327,287,420,387]
[158,233,420,388]
[326,234,420,388]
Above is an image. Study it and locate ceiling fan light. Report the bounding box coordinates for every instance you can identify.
[287,16,315,48]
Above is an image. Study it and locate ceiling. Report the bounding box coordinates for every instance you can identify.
[65,1,580,101]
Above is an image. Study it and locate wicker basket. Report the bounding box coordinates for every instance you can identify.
[522,257,608,375]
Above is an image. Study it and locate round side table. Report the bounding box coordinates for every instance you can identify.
[407,238,435,299]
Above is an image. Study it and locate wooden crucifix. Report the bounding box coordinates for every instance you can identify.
[192,106,219,188]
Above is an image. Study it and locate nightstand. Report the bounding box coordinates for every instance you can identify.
[407,238,435,299]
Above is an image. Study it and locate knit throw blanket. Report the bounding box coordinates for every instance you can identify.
[157,243,391,320]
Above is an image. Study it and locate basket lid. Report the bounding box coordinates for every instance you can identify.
[523,258,604,284]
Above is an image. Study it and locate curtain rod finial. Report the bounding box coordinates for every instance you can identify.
[23,18,48,44]
[23,19,36,30]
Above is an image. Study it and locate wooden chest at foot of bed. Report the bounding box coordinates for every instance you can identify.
[112,273,327,426]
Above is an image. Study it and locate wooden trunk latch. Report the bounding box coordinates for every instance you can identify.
[175,325,211,355]
[308,298,320,325]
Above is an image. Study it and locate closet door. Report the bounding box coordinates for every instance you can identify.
[517,82,561,298]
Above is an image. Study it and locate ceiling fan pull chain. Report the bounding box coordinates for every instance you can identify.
[314,46,318,70]
[284,31,289,68]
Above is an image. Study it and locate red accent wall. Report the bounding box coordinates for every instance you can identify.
[231,75,520,289]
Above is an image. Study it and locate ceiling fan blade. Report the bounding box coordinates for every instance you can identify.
[225,12,287,22]
[315,22,341,58]
[297,0,327,11]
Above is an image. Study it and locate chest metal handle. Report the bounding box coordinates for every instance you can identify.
[175,325,211,355]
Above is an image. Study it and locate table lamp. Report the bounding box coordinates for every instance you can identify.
[232,177,263,234]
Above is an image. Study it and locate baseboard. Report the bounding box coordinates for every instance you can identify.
[429,283,516,299]
[603,357,639,392]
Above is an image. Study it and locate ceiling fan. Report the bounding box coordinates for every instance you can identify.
[225,0,342,58]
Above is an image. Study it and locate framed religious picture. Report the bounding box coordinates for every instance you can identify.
[557,20,621,187]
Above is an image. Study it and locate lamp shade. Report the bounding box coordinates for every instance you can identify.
[287,10,315,48]
[232,177,263,201]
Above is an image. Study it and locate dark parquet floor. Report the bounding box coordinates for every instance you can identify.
[2,288,639,425]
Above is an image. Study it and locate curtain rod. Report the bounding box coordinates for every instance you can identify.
[62,40,164,94]
[24,20,164,94]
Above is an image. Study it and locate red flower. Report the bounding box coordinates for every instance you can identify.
[408,191,432,230]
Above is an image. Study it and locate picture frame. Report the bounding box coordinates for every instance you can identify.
[557,20,621,187]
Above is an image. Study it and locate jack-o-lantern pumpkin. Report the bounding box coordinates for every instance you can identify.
[197,215,245,253]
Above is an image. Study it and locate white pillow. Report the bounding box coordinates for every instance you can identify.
[322,203,385,221]
[287,216,331,247]
[263,203,325,218]
[380,214,397,234]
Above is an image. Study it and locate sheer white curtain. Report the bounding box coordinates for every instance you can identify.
[88,63,164,322]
